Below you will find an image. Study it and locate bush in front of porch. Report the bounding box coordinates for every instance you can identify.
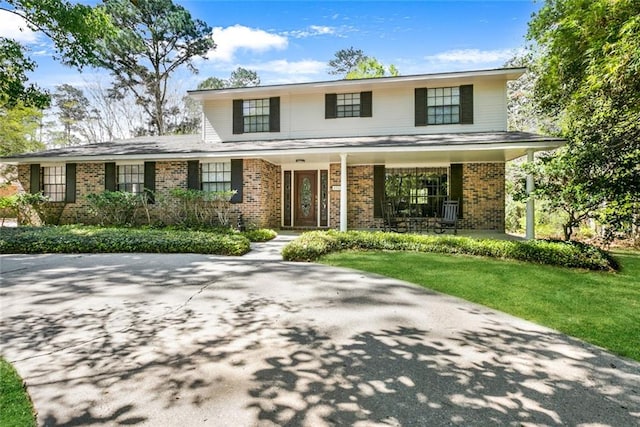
[281,230,616,271]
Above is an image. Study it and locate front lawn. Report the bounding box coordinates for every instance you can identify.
[321,249,640,361]
[0,357,36,427]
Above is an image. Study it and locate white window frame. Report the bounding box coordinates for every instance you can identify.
[42,165,65,202]
[427,86,460,125]
[117,163,144,194]
[201,161,232,192]
[242,98,270,133]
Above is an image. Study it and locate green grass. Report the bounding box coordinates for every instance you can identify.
[321,249,640,361]
[0,357,36,427]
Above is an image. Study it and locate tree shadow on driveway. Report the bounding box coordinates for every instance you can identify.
[1,254,639,426]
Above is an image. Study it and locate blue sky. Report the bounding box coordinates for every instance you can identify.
[0,0,540,90]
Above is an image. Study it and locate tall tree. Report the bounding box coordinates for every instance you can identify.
[50,84,91,145]
[346,57,399,79]
[95,0,215,135]
[327,47,368,77]
[527,0,640,241]
[0,100,43,156]
[0,39,49,109]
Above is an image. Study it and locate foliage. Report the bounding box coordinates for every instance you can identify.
[241,228,277,242]
[282,230,615,271]
[346,57,399,79]
[1,0,114,69]
[86,191,143,226]
[0,39,49,109]
[0,356,36,427]
[0,99,43,155]
[12,192,65,226]
[527,0,640,240]
[327,47,368,76]
[156,188,236,228]
[94,0,215,135]
[49,83,93,146]
[322,250,640,361]
[0,225,250,255]
[198,67,261,90]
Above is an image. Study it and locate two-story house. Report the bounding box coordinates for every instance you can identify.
[5,67,563,232]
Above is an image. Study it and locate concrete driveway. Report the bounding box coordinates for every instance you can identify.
[1,236,639,426]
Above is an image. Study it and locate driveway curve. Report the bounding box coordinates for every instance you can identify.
[1,235,639,426]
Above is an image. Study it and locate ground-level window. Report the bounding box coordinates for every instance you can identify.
[243,98,270,133]
[117,164,144,194]
[41,165,65,202]
[201,162,231,192]
[385,167,448,217]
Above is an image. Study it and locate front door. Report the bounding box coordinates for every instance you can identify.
[294,171,317,227]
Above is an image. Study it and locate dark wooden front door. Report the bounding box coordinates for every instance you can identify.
[294,171,317,227]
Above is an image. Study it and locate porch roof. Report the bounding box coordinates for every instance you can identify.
[3,131,564,165]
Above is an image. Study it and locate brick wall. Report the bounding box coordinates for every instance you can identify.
[461,163,505,231]
[329,164,377,230]
[237,159,281,229]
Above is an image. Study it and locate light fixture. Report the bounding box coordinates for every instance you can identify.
[295,159,305,163]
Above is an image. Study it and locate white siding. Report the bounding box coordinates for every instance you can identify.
[202,78,508,143]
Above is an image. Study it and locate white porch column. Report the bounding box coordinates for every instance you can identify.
[525,149,535,240]
[340,153,348,231]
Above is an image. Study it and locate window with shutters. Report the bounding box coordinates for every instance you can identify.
[336,93,360,117]
[201,162,231,192]
[427,87,460,125]
[41,166,65,202]
[243,98,270,133]
[117,164,144,194]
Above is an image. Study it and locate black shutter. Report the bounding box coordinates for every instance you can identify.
[230,159,243,204]
[460,85,474,124]
[144,161,156,203]
[360,91,372,117]
[65,163,76,203]
[187,160,200,190]
[105,162,116,191]
[415,88,427,126]
[450,163,463,218]
[269,96,280,132]
[232,99,243,134]
[373,165,385,218]
[30,164,41,194]
[325,93,337,119]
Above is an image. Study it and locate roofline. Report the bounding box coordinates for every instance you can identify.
[187,67,527,99]
[4,138,562,164]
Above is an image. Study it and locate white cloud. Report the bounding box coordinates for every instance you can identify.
[286,25,335,39]
[425,49,517,65]
[247,59,326,75]
[208,25,288,62]
[0,9,38,43]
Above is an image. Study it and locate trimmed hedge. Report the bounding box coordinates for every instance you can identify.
[242,228,278,242]
[0,226,251,255]
[282,230,617,271]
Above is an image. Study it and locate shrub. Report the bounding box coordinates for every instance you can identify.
[86,191,143,226]
[242,228,277,242]
[282,230,616,271]
[0,226,250,255]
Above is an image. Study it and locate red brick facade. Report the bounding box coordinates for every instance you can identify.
[17,160,504,231]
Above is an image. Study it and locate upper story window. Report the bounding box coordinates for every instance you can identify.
[325,91,372,119]
[41,165,65,202]
[117,164,144,194]
[336,93,360,117]
[427,87,460,124]
[415,85,473,126]
[233,97,280,134]
[201,161,231,192]
[243,98,270,133]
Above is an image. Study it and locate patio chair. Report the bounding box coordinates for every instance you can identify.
[433,200,459,235]
[381,199,407,233]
